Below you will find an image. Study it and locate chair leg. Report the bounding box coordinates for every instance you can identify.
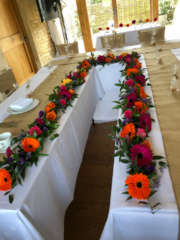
[92,118,95,126]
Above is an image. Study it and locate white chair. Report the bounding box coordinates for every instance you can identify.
[138,26,165,44]
[56,41,79,56]
[0,67,18,99]
[101,33,125,51]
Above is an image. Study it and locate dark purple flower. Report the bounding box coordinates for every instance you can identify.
[119,23,123,27]
[142,98,147,103]
[76,65,82,69]
[18,152,24,158]
[132,20,136,24]
[39,111,44,118]
[43,127,48,132]
[9,157,13,163]
[36,118,45,125]
[97,55,106,62]
[146,165,155,175]
[122,118,134,125]
[19,158,24,165]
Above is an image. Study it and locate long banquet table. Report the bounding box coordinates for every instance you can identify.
[1,41,180,239]
[95,23,162,51]
[100,53,179,240]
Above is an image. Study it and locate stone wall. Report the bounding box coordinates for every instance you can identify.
[16,0,56,69]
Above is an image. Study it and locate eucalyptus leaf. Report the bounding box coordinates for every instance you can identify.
[152,202,161,208]
[126,196,132,201]
[153,155,164,160]
[122,191,128,194]
[113,105,122,109]
[9,194,14,204]
[50,134,59,141]
[138,201,148,204]
[124,98,128,106]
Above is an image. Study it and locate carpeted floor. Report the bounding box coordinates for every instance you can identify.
[64,121,116,240]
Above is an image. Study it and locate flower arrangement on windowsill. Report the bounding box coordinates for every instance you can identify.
[108,52,168,214]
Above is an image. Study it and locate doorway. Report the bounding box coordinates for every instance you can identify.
[0,0,37,87]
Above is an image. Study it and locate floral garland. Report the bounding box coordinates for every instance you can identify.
[0,51,167,208]
[108,52,168,214]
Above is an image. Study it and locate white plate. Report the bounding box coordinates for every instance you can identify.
[0,138,19,154]
[7,99,39,114]
[11,101,33,112]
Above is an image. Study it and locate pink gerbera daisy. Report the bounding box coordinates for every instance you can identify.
[126,93,137,107]
[124,54,132,63]
[130,144,153,166]
[59,90,72,100]
[139,113,152,132]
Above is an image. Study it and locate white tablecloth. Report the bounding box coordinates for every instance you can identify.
[0,67,104,240]
[100,55,179,240]
[171,48,180,62]
[95,23,162,51]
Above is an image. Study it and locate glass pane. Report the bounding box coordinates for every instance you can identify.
[116,0,150,25]
[62,0,85,52]
[86,0,114,34]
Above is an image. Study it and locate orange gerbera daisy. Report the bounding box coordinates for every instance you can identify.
[68,89,75,95]
[141,140,151,150]
[81,60,90,68]
[136,62,142,68]
[22,138,40,152]
[45,102,56,113]
[134,83,144,94]
[0,169,12,191]
[105,58,111,63]
[125,173,151,200]
[145,18,150,22]
[80,72,87,78]
[120,123,135,141]
[140,92,147,99]
[46,110,57,121]
[126,68,139,76]
[135,101,148,114]
[108,53,113,58]
[134,57,138,63]
[126,24,130,27]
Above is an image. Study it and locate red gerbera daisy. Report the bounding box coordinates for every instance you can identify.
[139,113,152,132]
[130,144,153,167]
[126,93,137,108]
[59,90,72,100]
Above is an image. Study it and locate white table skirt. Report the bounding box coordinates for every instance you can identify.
[100,55,179,240]
[0,67,105,240]
[95,23,162,51]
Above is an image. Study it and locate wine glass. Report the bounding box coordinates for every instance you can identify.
[65,45,70,60]
[26,78,33,98]
[105,38,112,52]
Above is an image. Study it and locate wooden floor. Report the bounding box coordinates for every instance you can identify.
[64,121,116,240]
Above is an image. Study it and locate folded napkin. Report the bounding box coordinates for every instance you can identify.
[10,98,33,110]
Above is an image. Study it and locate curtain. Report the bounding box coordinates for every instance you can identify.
[48,18,65,56]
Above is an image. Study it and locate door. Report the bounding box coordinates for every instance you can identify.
[0,0,36,87]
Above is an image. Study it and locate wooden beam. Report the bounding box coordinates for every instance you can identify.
[150,0,159,22]
[75,0,93,52]
[112,0,118,28]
